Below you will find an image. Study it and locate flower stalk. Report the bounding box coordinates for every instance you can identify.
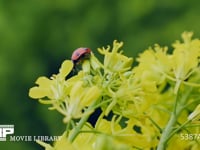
[157,86,193,150]
[68,100,98,142]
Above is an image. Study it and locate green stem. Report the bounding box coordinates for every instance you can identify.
[165,119,191,143]
[68,100,97,142]
[147,115,162,133]
[157,86,192,150]
[157,111,180,150]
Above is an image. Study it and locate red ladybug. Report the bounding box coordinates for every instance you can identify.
[71,47,91,64]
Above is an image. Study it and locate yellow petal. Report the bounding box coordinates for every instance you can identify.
[36,76,52,88]
[96,119,112,134]
[70,81,83,102]
[188,104,200,121]
[82,60,90,73]
[82,86,101,106]
[29,87,50,99]
[54,132,75,150]
[59,60,74,78]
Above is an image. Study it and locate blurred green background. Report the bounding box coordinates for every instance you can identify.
[1,0,200,149]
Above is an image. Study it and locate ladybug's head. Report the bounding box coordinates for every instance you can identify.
[71,47,91,64]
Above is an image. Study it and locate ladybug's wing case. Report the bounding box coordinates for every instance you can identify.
[69,47,92,78]
[71,50,81,61]
[71,50,80,60]
[71,48,91,62]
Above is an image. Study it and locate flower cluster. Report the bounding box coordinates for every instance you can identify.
[29,32,200,150]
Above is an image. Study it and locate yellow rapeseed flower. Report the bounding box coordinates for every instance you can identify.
[29,60,73,99]
[98,40,133,73]
[172,32,200,93]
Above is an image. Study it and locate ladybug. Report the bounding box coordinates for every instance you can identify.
[71,47,91,64]
[66,47,91,78]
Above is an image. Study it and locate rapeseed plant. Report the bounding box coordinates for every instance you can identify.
[29,32,200,150]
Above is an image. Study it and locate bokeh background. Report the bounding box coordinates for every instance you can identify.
[1,0,200,149]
